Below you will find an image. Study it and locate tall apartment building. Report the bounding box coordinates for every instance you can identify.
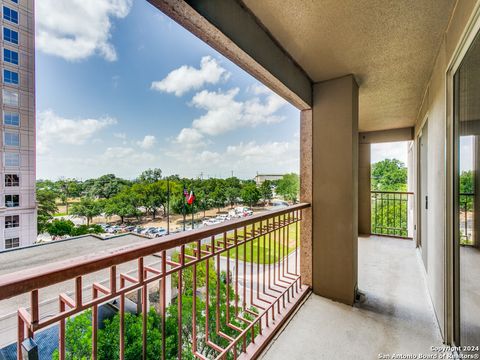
[0,0,35,250]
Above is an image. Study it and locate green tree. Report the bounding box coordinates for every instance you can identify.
[71,198,104,226]
[52,310,92,360]
[52,257,258,359]
[259,180,273,205]
[46,219,75,237]
[460,170,474,212]
[36,189,58,234]
[56,179,82,214]
[132,182,166,220]
[89,174,126,199]
[104,190,142,224]
[276,173,299,203]
[371,159,407,191]
[225,187,240,208]
[211,186,226,212]
[241,183,261,207]
[72,224,104,236]
[195,188,212,218]
[137,168,162,183]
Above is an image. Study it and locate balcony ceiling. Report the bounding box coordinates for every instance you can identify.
[241,0,456,132]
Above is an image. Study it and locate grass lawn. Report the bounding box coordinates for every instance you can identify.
[220,222,300,264]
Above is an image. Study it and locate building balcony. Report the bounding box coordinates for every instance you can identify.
[0,204,445,359]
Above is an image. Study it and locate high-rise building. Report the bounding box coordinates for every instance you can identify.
[0,0,36,250]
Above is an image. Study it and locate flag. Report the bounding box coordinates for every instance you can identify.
[183,185,188,198]
[187,190,196,205]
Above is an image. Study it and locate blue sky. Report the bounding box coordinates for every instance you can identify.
[35,0,300,180]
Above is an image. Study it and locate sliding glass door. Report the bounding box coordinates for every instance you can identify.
[454,29,480,354]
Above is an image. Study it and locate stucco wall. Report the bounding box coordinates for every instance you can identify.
[414,0,479,339]
[312,75,358,305]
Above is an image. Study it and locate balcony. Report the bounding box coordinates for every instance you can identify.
[262,235,443,359]
[0,204,310,359]
[0,204,446,360]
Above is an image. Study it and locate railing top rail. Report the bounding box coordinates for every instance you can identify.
[371,190,414,195]
[459,192,475,196]
[0,203,310,301]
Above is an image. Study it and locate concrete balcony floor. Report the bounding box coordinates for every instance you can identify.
[261,235,443,360]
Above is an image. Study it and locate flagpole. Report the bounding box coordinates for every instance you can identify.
[191,187,194,230]
[166,179,170,235]
[183,183,186,231]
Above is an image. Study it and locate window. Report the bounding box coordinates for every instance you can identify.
[5,237,19,249]
[10,0,18,4]
[3,28,18,44]
[5,194,19,207]
[3,49,18,65]
[4,132,19,146]
[5,215,19,228]
[5,174,19,186]
[3,7,18,24]
[3,69,18,85]
[3,89,18,106]
[4,152,19,166]
[3,112,19,126]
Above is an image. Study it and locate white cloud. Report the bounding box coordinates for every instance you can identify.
[36,0,132,61]
[151,56,230,96]
[174,128,205,148]
[136,135,157,149]
[249,83,272,95]
[371,142,409,164]
[37,110,117,154]
[226,141,294,160]
[185,87,286,137]
[165,138,299,179]
[113,132,127,140]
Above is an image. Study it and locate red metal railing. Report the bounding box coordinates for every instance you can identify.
[0,203,310,360]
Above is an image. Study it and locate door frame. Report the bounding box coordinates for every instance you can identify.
[445,2,480,346]
[417,117,429,264]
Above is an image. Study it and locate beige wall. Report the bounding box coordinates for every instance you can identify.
[300,110,313,287]
[312,75,358,305]
[359,127,414,144]
[358,143,371,235]
[414,0,480,340]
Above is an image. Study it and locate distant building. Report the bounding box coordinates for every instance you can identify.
[0,0,36,250]
[254,174,284,186]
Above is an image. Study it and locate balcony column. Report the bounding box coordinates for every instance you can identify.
[312,75,359,305]
[300,109,313,287]
[358,142,371,235]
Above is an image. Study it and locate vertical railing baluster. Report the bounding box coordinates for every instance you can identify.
[192,241,198,356]
[295,210,299,276]
[216,245,220,335]
[17,312,25,360]
[161,250,166,360]
[234,228,239,318]
[226,231,230,325]
[120,275,125,360]
[138,258,147,360]
[263,220,266,294]
[59,297,65,360]
[243,227,247,311]
[250,222,254,306]
[92,286,98,360]
[178,245,184,360]
[205,247,210,343]
[30,290,38,339]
